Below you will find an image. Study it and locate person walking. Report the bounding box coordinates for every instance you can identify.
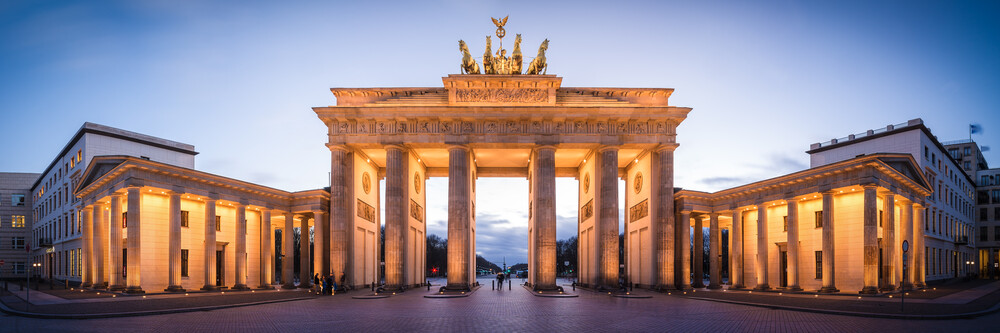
[326,274,335,295]
[497,272,505,290]
[313,273,321,295]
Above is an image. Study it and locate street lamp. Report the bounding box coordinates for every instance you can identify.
[31,263,40,289]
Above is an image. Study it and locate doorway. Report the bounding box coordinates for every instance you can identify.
[780,250,788,288]
[216,250,225,287]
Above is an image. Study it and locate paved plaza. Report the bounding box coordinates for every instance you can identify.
[2,278,998,332]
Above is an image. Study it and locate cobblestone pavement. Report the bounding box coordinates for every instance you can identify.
[1,279,996,332]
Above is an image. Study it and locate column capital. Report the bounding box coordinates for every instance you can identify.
[862,183,879,190]
[110,192,125,198]
[597,145,619,153]
[446,144,470,152]
[820,190,837,196]
[384,144,406,151]
[680,209,692,215]
[654,143,679,152]
[534,145,557,152]
[326,143,350,152]
[708,212,720,218]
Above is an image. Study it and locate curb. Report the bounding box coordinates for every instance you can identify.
[0,296,315,319]
[519,284,579,297]
[680,295,1000,320]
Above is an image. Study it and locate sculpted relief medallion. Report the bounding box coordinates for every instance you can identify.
[583,173,590,194]
[414,171,422,194]
[634,172,643,194]
[362,172,371,194]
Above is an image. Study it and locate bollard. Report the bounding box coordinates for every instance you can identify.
[492,280,495,290]
[508,280,511,290]
[427,280,430,291]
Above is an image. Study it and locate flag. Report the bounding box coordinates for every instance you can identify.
[971,124,982,134]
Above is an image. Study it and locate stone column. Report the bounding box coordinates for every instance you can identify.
[861,185,879,294]
[598,147,620,290]
[755,204,770,290]
[881,194,896,291]
[258,209,273,289]
[234,203,249,290]
[786,198,802,291]
[446,145,471,290]
[281,212,295,289]
[328,145,349,288]
[80,206,93,288]
[202,198,218,291]
[298,215,312,288]
[914,205,926,288]
[900,201,914,289]
[655,144,677,290]
[708,213,721,289]
[533,146,557,290]
[313,210,328,279]
[125,186,143,294]
[166,191,184,292]
[108,194,124,291]
[731,210,744,288]
[678,210,691,290]
[92,202,107,289]
[820,190,838,293]
[693,215,705,288]
[385,145,408,290]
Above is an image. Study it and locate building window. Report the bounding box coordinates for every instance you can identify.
[11,194,25,206]
[995,226,1000,241]
[964,161,971,170]
[181,249,189,277]
[924,146,929,159]
[982,208,989,222]
[216,215,221,231]
[783,216,788,232]
[814,211,823,228]
[815,251,823,279]
[181,211,189,227]
[12,236,25,249]
[879,210,883,227]
[964,147,971,156]
[995,207,1000,221]
[949,148,959,159]
[12,215,25,228]
[993,190,1000,204]
[982,226,989,241]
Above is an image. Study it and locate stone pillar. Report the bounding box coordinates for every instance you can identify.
[900,201,914,289]
[446,145,471,290]
[166,192,185,292]
[786,198,802,291]
[881,194,896,291]
[708,213,721,289]
[598,147,620,290]
[258,209,273,289]
[125,186,143,294]
[678,210,691,290]
[693,215,705,288]
[385,145,408,290]
[92,202,107,289]
[328,145,349,289]
[755,204,770,290]
[202,198,218,291]
[80,206,93,288]
[861,185,879,294]
[820,190,838,293]
[654,144,677,290]
[108,194,124,291]
[914,205,926,288]
[298,215,312,288]
[313,210,328,279]
[233,203,249,290]
[281,212,295,289]
[731,210,744,288]
[533,146,557,290]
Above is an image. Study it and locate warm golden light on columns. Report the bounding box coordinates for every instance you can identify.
[786,198,802,291]
[693,214,705,288]
[281,211,295,289]
[597,146,620,290]
[385,145,408,291]
[80,205,93,288]
[202,197,218,291]
[233,202,249,290]
[328,144,350,289]
[313,210,329,279]
[124,186,143,294]
[92,201,107,289]
[881,194,896,292]
[914,204,926,288]
[533,145,557,290]
[731,209,744,288]
[678,210,691,290]
[754,204,770,290]
[446,145,471,290]
[708,212,721,289]
[655,144,678,290]
[166,191,185,292]
[258,208,273,289]
[108,194,124,291]
[820,190,838,293]
[900,200,914,289]
[861,185,879,294]
[298,214,312,288]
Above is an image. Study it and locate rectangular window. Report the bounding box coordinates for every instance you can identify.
[995,207,1000,221]
[982,226,989,241]
[949,148,959,159]
[815,251,823,279]
[992,190,1000,204]
[181,211,189,227]
[215,215,221,231]
[982,208,989,222]
[964,161,971,170]
[964,147,971,156]
[12,194,25,206]
[815,211,823,228]
[123,212,128,228]
[924,146,929,159]
[783,216,788,232]
[12,215,25,228]
[879,210,883,227]
[181,249,189,277]
[12,236,25,249]
[995,226,1000,241]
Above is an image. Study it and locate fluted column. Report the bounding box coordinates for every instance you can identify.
[108,194,124,291]
[125,186,143,293]
[914,205,926,288]
[233,203,249,290]
[446,145,471,290]
[693,215,705,288]
[298,214,312,288]
[313,210,328,279]
[678,210,691,290]
[328,145,349,289]
[281,212,295,289]
[708,213,721,289]
[166,192,184,291]
[92,202,107,289]
[731,209,744,288]
[80,206,93,287]
[819,190,838,293]
[655,144,677,290]
[533,146,557,290]
[598,147,620,290]
[861,185,879,294]
[202,198,218,291]
[385,145,408,290]
[786,198,802,290]
[258,209,273,289]
[755,204,770,290]
[881,194,896,291]
[901,201,914,289]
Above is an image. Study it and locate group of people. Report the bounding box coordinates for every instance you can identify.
[313,273,345,295]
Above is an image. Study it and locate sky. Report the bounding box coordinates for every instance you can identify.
[2,0,999,265]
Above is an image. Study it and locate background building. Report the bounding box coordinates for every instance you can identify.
[1,172,38,279]
[976,167,1000,277]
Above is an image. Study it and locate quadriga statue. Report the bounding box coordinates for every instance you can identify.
[458,40,480,74]
[525,39,549,75]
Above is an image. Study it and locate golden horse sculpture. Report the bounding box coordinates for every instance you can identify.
[510,34,522,75]
[458,40,480,74]
[525,39,549,75]
[483,36,495,74]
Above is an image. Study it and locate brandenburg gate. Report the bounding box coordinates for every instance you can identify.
[313,23,690,292]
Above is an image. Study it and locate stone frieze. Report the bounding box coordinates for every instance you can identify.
[332,119,676,136]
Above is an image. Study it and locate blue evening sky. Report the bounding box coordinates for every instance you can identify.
[2,0,998,265]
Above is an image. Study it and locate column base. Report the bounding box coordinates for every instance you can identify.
[201,285,217,291]
[859,286,879,294]
[787,286,803,291]
[901,282,914,289]
[880,285,896,292]
[256,284,276,290]
[692,282,706,288]
[733,284,747,289]
[915,282,926,289]
[124,286,145,294]
[164,285,186,292]
[297,283,312,289]
[281,283,297,289]
[92,282,108,290]
[443,283,470,292]
[753,284,770,291]
[706,283,722,290]
[108,284,126,292]
[654,284,677,291]
[81,282,93,288]
[818,286,839,293]
[232,284,250,290]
